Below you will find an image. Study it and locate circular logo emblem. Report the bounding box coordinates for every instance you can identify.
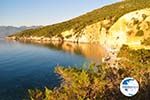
[120,77,139,97]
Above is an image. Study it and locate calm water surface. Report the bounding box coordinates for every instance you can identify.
[0,38,106,100]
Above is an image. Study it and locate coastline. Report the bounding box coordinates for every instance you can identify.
[5,36,98,44]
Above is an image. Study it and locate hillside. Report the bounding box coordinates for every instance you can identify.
[9,0,150,48]
[0,26,27,37]
[0,26,40,38]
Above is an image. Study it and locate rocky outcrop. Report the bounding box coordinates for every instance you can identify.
[55,8,150,49]
[107,8,150,48]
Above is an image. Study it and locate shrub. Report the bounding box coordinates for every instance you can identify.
[142,14,147,20]
[142,37,150,46]
[132,18,139,25]
[29,45,150,100]
[136,30,144,36]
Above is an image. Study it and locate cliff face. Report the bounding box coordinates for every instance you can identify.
[8,8,150,49]
[56,16,115,44]
[54,8,150,48]
[108,8,150,48]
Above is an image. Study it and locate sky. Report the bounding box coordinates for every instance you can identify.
[0,0,121,27]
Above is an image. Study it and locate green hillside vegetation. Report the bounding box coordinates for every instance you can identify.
[12,0,150,38]
[29,45,150,100]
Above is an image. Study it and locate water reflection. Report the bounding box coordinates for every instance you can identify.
[6,39,107,63]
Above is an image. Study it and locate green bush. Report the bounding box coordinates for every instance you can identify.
[132,18,139,25]
[136,30,144,36]
[29,45,150,100]
[142,37,150,46]
[142,14,147,20]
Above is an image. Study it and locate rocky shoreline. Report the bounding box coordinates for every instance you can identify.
[6,36,62,42]
[6,35,93,44]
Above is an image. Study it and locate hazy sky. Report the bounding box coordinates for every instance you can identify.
[0,0,121,27]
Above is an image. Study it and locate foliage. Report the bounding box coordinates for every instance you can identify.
[132,18,139,25]
[118,45,150,65]
[142,37,150,46]
[12,0,150,38]
[142,14,147,20]
[29,45,150,100]
[136,30,144,36]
